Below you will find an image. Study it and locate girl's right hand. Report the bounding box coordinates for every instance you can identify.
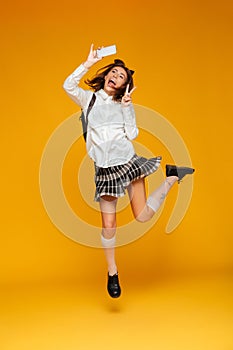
[121,84,137,107]
[83,44,103,69]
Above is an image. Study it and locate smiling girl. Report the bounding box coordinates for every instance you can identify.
[63,44,194,298]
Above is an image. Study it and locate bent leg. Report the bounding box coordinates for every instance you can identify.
[128,176,178,222]
[127,178,154,222]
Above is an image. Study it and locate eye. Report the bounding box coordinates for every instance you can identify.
[120,75,124,79]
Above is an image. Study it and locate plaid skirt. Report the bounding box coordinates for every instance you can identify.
[94,154,162,202]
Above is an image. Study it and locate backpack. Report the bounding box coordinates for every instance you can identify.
[79,93,96,142]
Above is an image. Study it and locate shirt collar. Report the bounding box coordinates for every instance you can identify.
[97,89,113,101]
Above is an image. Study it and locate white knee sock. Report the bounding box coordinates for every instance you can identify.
[147,177,177,212]
[101,234,116,248]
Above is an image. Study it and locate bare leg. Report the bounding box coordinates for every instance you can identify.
[127,176,178,222]
[99,195,118,276]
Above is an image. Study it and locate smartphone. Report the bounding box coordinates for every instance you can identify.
[97,45,117,58]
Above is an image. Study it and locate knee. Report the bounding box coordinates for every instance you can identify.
[134,205,154,223]
[135,213,149,223]
[102,219,116,230]
[102,219,116,238]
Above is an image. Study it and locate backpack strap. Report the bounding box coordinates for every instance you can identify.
[80,93,96,142]
[86,93,96,122]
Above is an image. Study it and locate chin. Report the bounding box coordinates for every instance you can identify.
[104,87,115,96]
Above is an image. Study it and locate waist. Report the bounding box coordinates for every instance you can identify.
[87,140,135,168]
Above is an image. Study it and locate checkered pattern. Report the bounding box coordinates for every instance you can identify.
[94,154,162,202]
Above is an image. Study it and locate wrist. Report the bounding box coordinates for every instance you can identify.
[83,61,93,69]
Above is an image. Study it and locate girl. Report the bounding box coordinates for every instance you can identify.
[63,44,194,298]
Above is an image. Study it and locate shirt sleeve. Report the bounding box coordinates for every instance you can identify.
[122,104,139,140]
[63,64,92,109]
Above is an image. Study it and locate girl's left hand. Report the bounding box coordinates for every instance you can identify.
[121,84,137,107]
[83,44,103,69]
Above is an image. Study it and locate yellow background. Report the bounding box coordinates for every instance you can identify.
[1,0,233,349]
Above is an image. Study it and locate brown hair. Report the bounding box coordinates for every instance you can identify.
[85,59,134,102]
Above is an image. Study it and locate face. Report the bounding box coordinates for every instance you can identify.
[104,66,128,95]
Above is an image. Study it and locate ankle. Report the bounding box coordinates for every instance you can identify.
[108,266,118,276]
[166,176,178,185]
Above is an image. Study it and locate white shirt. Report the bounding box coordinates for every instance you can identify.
[63,64,139,168]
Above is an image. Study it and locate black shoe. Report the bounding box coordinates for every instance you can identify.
[107,273,121,298]
[166,164,195,183]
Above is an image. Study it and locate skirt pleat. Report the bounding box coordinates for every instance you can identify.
[94,154,162,202]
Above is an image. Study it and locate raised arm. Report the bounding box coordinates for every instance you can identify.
[63,44,102,108]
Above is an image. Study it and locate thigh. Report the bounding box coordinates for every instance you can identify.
[127,178,147,218]
[99,195,118,227]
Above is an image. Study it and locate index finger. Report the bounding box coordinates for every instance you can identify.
[90,43,94,53]
[129,86,137,96]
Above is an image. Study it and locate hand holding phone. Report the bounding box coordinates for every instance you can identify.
[97,45,117,58]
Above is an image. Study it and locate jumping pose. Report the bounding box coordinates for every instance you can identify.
[63,44,194,298]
